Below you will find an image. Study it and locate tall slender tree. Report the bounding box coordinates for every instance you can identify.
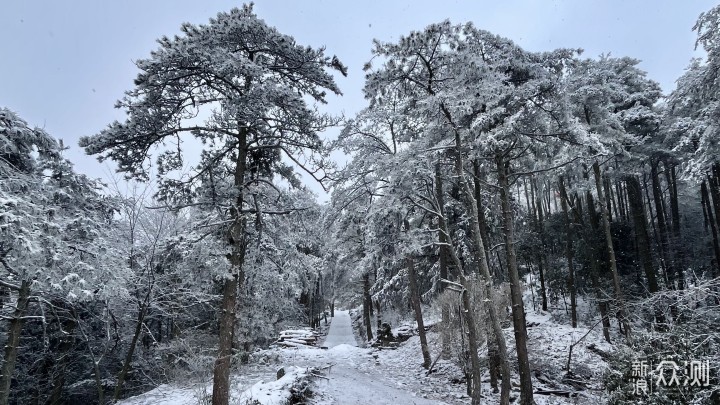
[79,6,344,404]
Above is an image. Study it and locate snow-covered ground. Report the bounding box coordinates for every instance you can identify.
[116,364,278,405]
[118,311,456,404]
[120,308,613,404]
[322,310,357,347]
[282,343,444,404]
[281,310,450,404]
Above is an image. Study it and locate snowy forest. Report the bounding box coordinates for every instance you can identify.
[2,3,720,405]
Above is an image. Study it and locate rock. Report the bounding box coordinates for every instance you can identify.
[277,367,285,380]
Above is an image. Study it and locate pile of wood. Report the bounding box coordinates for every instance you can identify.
[275,328,319,348]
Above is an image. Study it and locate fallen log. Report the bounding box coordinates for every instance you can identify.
[535,388,578,398]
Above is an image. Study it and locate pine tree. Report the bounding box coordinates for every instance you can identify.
[79,6,344,404]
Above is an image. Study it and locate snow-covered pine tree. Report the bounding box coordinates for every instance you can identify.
[0,107,126,404]
[79,5,345,404]
[361,22,579,404]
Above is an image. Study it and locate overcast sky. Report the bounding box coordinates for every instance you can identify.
[0,0,715,199]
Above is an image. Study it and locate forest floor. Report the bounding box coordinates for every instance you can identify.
[119,309,614,404]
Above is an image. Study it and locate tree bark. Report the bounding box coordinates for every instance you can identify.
[615,181,627,222]
[627,175,666,328]
[711,164,720,273]
[643,173,667,283]
[0,280,30,405]
[213,275,239,405]
[496,153,534,405]
[93,357,105,405]
[545,179,552,215]
[374,299,382,331]
[625,176,659,293]
[558,176,577,328]
[651,159,673,288]
[536,195,549,312]
[709,169,720,244]
[46,315,76,405]
[473,160,502,389]
[330,288,335,318]
[713,164,720,210]
[440,129,510,404]
[407,257,431,368]
[702,180,720,274]
[585,192,612,343]
[664,160,684,289]
[460,274,483,404]
[604,175,615,222]
[213,130,248,405]
[362,273,373,342]
[435,163,451,359]
[113,285,153,401]
[437,221,490,405]
[473,161,499,283]
[593,161,631,343]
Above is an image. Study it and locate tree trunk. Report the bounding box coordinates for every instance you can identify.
[627,175,666,328]
[604,175,615,222]
[585,192,612,343]
[712,164,720,273]
[375,299,382,331]
[643,173,667,283]
[702,180,711,232]
[213,130,248,405]
[407,257,431,368]
[593,161,631,343]
[435,163,451,359]
[713,164,720,210]
[615,181,627,222]
[526,177,536,221]
[473,160,502,388]
[443,130,510,404]
[47,309,77,405]
[701,180,720,274]
[626,176,659,293]
[558,176,577,328]
[437,222,489,404]
[460,274,483,404]
[362,273,373,342]
[93,359,105,405]
[473,161,499,283]
[309,294,314,328]
[545,179,552,215]
[496,153,534,405]
[651,159,674,289]
[113,286,152,401]
[664,161,684,289]
[213,275,239,405]
[0,280,30,405]
[709,169,720,247]
[536,195,549,312]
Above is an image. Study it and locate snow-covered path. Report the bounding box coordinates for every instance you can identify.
[120,312,461,404]
[318,362,440,404]
[282,311,448,404]
[322,310,357,347]
[283,343,445,404]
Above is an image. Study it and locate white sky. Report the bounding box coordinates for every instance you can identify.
[0,0,715,200]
